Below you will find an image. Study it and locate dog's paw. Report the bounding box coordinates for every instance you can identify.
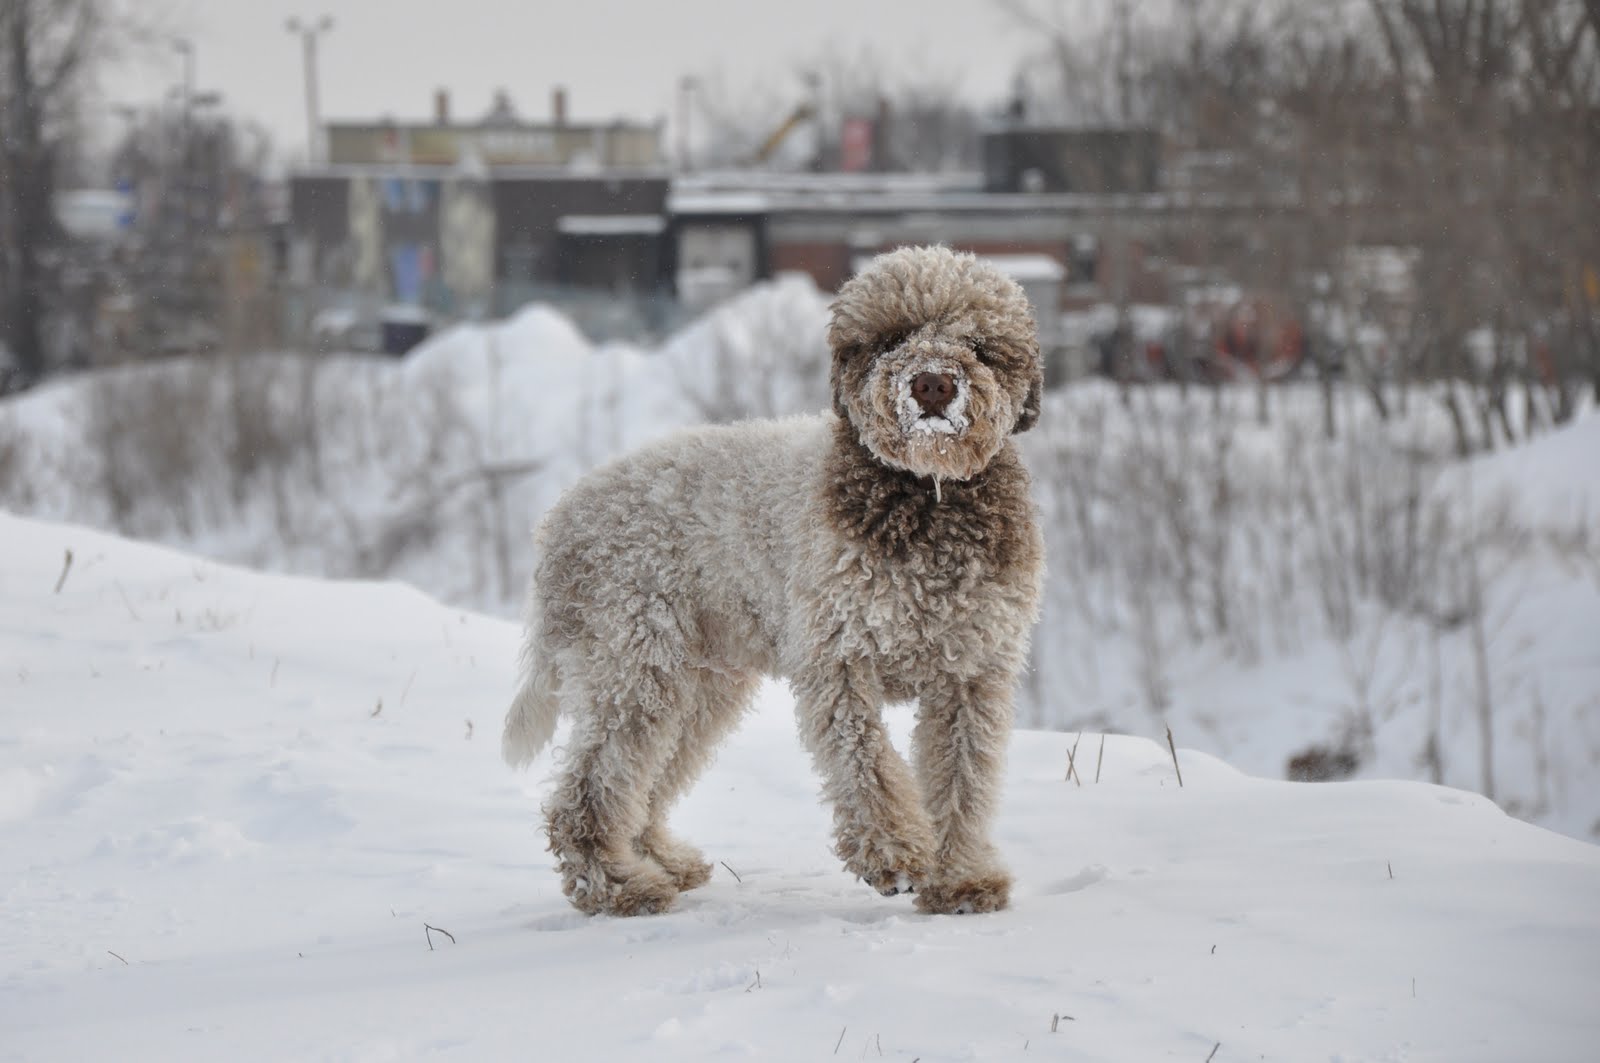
[559,854,679,917]
[915,870,1012,915]
[844,843,931,899]
[868,869,918,897]
[605,866,680,916]
[833,812,935,899]
[636,829,713,892]
[659,856,713,893]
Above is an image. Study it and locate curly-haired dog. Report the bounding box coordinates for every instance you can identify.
[504,245,1045,916]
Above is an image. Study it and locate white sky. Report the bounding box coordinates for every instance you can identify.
[102,0,1045,163]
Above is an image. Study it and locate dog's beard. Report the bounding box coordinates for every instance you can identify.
[856,360,1008,483]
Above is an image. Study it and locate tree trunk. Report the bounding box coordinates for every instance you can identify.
[3,1,52,386]
[1440,384,1475,458]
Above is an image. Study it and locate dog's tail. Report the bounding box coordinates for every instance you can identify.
[502,657,560,768]
[502,595,562,769]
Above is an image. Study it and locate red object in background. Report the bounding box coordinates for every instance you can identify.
[1212,297,1304,380]
[840,118,875,173]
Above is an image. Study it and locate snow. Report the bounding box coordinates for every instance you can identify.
[53,189,134,241]
[1453,406,1600,526]
[555,213,668,236]
[668,191,775,215]
[3,508,1599,1061]
[0,282,1596,853]
[981,253,1067,282]
[378,303,432,325]
[849,252,1065,283]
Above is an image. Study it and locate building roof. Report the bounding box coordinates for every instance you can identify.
[556,214,668,236]
[849,252,1065,282]
[290,163,672,182]
[981,254,1067,282]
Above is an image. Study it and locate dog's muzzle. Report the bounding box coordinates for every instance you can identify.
[898,365,970,437]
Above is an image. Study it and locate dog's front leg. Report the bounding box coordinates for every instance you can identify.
[910,670,1014,914]
[793,662,934,898]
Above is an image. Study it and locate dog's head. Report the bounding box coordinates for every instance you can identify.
[827,245,1043,481]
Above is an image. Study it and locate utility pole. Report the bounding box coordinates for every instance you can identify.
[286,15,335,164]
[172,38,196,219]
[173,37,194,119]
[171,38,198,330]
[676,76,697,172]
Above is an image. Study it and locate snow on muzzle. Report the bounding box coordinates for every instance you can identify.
[895,363,971,437]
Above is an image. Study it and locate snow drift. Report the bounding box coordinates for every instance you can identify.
[2,510,1598,1061]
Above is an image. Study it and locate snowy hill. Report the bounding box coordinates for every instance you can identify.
[3,511,1598,1061]
[1,282,1597,845]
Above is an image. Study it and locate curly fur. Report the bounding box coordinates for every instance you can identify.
[504,245,1046,916]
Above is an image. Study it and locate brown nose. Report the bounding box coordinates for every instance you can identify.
[911,372,957,416]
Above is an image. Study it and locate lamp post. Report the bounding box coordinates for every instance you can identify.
[170,39,198,295]
[286,15,335,164]
[172,38,195,202]
[173,38,195,116]
[676,76,697,172]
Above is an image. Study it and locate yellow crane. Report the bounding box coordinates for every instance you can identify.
[748,103,815,165]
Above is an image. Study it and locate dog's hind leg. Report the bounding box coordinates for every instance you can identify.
[543,662,690,916]
[635,667,759,893]
[792,661,935,898]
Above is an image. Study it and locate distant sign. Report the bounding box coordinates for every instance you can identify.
[54,189,135,241]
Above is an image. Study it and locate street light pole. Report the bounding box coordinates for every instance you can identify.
[173,38,195,118]
[677,76,697,172]
[286,15,335,165]
[171,39,197,294]
[173,37,195,190]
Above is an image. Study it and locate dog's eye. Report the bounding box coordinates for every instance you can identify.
[878,331,909,353]
[972,340,996,364]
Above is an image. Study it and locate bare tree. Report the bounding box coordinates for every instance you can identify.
[1007,0,1598,443]
[0,0,104,390]
[104,102,277,362]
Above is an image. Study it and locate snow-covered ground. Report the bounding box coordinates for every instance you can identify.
[4,510,1598,1062]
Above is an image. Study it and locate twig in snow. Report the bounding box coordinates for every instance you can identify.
[114,581,140,621]
[424,923,455,950]
[54,549,74,593]
[1051,1014,1059,1032]
[1095,733,1106,783]
[1205,1043,1220,1062]
[106,950,128,965]
[464,719,474,739]
[1165,724,1184,788]
[746,967,762,992]
[834,1026,847,1054]
[1387,861,1394,880]
[371,698,383,718]
[1065,733,1082,786]
[270,658,280,687]
[399,668,417,706]
[720,860,743,883]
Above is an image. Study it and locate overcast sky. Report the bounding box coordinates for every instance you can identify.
[103,0,1045,163]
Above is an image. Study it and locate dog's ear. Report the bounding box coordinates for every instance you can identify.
[1013,354,1044,434]
[830,344,856,419]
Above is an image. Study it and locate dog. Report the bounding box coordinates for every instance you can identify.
[503,245,1045,916]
